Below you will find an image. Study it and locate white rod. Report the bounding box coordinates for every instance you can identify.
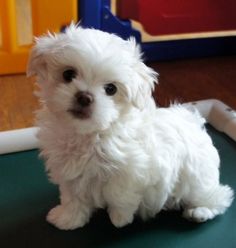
[0,99,235,155]
[184,99,236,141]
[0,127,39,155]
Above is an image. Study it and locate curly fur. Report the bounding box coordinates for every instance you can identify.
[27,24,234,230]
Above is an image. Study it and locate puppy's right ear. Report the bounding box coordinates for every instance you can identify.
[27,35,54,80]
[27,46,46,79]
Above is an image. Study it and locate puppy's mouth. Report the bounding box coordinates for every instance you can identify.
[68,91,94,120]
[68,107,92,120]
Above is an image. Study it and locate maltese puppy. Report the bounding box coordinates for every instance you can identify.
[28,24,233,230]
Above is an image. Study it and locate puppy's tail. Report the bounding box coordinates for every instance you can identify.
[202,184,234,214]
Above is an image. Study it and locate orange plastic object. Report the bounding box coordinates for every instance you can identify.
[0,0,77,75]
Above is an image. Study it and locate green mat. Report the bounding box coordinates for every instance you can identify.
[0,126,235,248]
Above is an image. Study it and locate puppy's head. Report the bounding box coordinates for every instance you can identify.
[28,24,158,134]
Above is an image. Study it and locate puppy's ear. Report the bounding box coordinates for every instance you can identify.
[133,62,158,109]
[27,46,46,80]
[126,38,158,109]
[27,34,56,80]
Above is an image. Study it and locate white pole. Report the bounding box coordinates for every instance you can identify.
[184,99,236,141]
[0,127,39,155]
[0,99,235,155]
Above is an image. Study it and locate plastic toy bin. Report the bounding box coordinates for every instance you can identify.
[0,126,235,247]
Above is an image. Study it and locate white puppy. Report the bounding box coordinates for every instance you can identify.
[28,24,233,230]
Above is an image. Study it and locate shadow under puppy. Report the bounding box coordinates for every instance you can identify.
[27,24,233,230]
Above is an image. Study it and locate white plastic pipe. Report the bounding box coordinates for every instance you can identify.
[0,99,235,155]
[184,99,236,141]
[0,127,39,155]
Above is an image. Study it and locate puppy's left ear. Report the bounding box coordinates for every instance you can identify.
[128,37,158,110]
[133,62,158,109]
[127,38,158,109]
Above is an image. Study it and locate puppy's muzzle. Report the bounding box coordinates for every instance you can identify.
[76,91,94,107]
[69,91,94,119]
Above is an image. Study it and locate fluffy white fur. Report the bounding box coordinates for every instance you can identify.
[28,24,234,230]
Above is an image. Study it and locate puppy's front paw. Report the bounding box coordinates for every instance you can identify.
[109,208,134,228]
[47,205,88,230]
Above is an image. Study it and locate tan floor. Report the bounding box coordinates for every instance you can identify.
[0,74,39,131]
[152,56,236,108]
[0,55,236,131]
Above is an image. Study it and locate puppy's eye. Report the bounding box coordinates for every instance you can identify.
[63,69,77,83]
[104,83,117,96]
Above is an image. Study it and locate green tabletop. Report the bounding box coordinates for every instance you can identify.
[0,126,235,248]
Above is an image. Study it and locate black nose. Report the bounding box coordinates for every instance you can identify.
[75,92,94,107]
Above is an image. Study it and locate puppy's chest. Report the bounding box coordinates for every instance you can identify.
[57,134,116,177]
[52,129,134,182]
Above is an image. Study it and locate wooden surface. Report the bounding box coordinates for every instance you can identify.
[0,55,236,131]
[152,56,236,108]
[0,75,39,131]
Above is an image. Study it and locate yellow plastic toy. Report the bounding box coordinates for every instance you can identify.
[0,0,77,75]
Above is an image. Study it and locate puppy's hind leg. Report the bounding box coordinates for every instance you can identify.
[183,184,234,223]
[181,144,234,223]
[139,185,169,221]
